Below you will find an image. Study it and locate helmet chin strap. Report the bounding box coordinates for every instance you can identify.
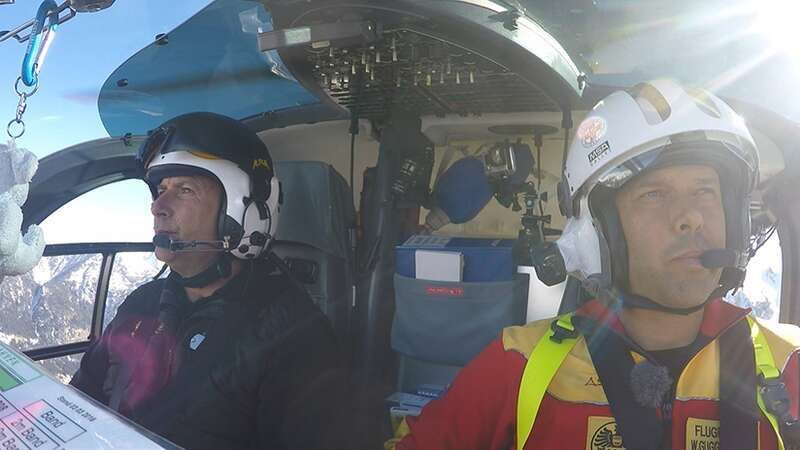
[171,253,232,288]
[614,290,708,316]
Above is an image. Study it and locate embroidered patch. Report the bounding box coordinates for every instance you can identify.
[586,416,625,450]
[189,333,206,351]
[685,418,719,450]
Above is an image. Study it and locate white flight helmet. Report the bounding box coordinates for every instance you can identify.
[138,112,282,260]
[555,79,759,306]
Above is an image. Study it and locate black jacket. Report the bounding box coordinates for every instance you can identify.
[70,259,344,449]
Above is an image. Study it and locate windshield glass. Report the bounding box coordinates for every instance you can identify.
[521,0,800,121]
[96,0,322,136]
[0,0,215,157]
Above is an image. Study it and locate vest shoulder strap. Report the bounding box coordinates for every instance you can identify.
[747,316,786,450]
[516,313,579,448]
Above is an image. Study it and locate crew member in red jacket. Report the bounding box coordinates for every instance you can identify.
[387,79,800,450]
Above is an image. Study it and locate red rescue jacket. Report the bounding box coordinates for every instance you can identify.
[387,299,800,450]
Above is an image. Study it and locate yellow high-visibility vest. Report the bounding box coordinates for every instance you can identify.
[516,314,785,449]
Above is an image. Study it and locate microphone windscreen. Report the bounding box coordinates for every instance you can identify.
[630,360,672,408]
[700,249,738,269]
[153,234,173,249]
[435,157,493,224]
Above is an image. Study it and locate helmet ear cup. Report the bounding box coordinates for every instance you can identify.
[231,176,281,259]
[588,185,629,291]
[557,179,574,218]
[234,203,268,258]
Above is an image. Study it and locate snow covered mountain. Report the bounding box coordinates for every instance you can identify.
[0,252,161,382]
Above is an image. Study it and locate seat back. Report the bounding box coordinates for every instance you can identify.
[272,161,355,342]
[271,241,351,341]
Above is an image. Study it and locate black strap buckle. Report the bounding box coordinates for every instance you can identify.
[549,317,578,343]
[759,374,792,419]
[758,374,800,446]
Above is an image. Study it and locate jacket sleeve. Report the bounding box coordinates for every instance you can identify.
[69,323,112,404]
[255,280,382,450]
[385,337,526,450]
[69,283,157,405]
[259,308,354,449]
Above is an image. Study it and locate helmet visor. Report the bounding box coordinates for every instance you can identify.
[593,139,757,192]
[137,125,176,170]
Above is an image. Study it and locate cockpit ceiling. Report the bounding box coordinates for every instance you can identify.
[307,29,560,120]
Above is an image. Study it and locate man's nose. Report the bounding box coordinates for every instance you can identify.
[151,191,172,217]
[672,196,705,234]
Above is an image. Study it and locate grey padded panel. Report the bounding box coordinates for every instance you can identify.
[271,241,350,341]
[270,161,355,341]
[273,161,355,261]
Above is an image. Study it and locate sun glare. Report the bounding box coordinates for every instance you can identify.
[755,0,800,54]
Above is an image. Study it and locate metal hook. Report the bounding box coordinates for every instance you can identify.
[0,1,74,45]
[21,0,61,87]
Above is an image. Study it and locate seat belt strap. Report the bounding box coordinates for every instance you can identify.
[516,313,579,448]
[582,318,663,450]
[747,316,786,450]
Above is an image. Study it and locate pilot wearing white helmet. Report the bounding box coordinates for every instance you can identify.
[71,112,344,450]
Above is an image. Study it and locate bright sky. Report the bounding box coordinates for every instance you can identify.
[0,0,213,243]
[0,0,213,157]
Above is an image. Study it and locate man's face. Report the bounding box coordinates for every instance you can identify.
[151,174,222,276]
[615,164,726,309]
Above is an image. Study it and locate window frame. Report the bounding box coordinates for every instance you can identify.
[22,242,154,362]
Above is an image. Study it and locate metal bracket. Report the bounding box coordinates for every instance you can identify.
[488,10,521,32]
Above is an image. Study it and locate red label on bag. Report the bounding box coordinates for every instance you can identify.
[426,286,464,297]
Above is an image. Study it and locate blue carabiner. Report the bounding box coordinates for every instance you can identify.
[21,0,60,87]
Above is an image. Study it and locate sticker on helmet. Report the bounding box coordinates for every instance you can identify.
[188,151,221,160]
[587,141,610,167]
[252,158,272,171]
[578,117,607,149]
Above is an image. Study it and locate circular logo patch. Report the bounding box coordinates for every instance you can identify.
[577,117,607,149]
[591,421,625,449]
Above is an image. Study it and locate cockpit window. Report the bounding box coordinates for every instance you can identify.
[726,231,782,322]
[0,253,102,380]
[39,180,152,244]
